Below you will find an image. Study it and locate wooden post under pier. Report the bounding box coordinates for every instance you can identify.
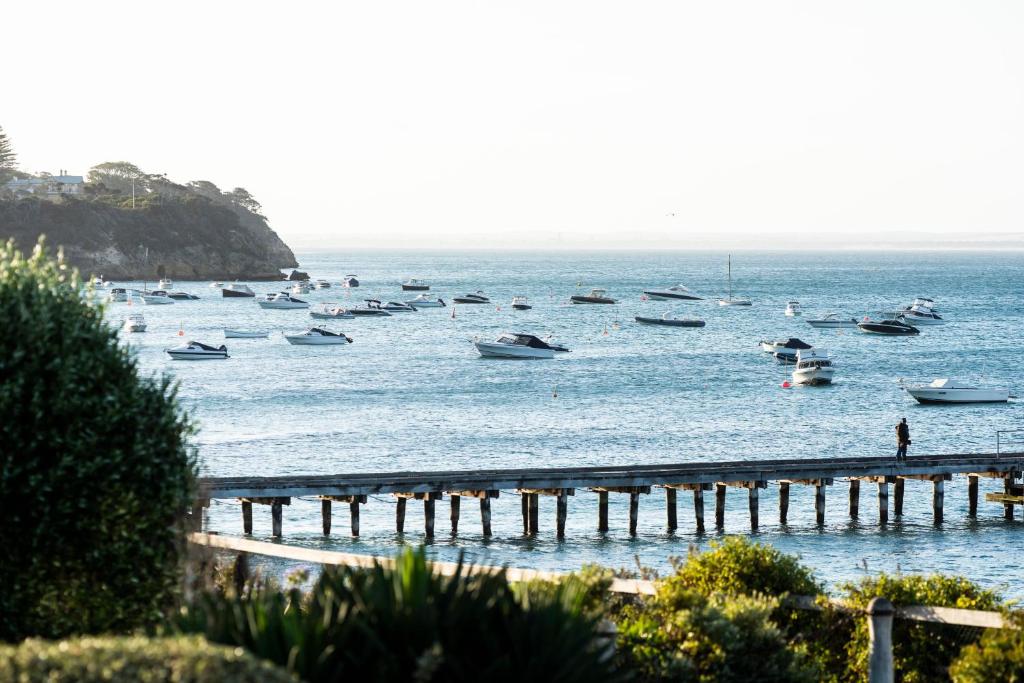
[481,497,492,535]
[450,495,460,535]
[321,499,331,535]
[239,497,287,537]
[556,490,568,538]
[629,493,640,536]
[815,481,826,526]
[518,488,573,538]
[968,475,978,517]
[1005,477,1014,520]
[396,497,406,534]
[394,492,442,538]
[878,481,889,525]
[528,493,539,535]
[591,486,649,535]
[424,498,435,538]
[715,484,726,530]
[694,487,705,534]
[450,490,500,536]
[748,486,759,531]
[271,499,283,537]
[849,479,860,518]
[598,491,609,532]
[666,488,677,532]
[779,482,790,524]
[933,480,944,524]
[894,479,905,517]
[242,500,253,535]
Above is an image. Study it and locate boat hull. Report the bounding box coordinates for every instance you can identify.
[718,299,752,306]
[141,296,174,305]
[310,312,354,319]
[474,342,557,359]
[406,300,446,307]
[644,291,701,301]
[222,288,255,298]
[793,369,834,385]
[807,320,858,328]
[570,296,615,304]
[258,301,310,309]
[512,304,532,310]
[905,388,1009,404]
[350,309,392,316]
[167,351,228,360]
[285,336,352,345]
[124,325,147,333]
[402,284,429,291]
[453,298,489,304]
[858,323,919,335]
[635,316,705,327]
[899,315,944,326]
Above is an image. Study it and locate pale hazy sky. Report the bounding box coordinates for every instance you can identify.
[5,1,1024,248]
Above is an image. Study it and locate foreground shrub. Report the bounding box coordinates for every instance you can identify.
[0,635,295,682]
[616,584,815,682]
[0,240,196,640]
[841,574,1003,683]
[950,612,1024,682]
[176,547,621,682]
[668,536,822,598]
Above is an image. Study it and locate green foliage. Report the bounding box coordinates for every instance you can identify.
[0,124,16,171]
[175,547,620,682]
[616,586,815,682]
[840,574,1003,682]
[950,612,1024,682]
[0,636,295,682]
[0,240,197,641]
[667,536,822,598]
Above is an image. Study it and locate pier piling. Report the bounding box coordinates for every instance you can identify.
[779,482,790,524]
[320,499,331,535]
[528,493,539,535]
[748,486,759,530]
[1005,477,1015,520]
[521,493,529,533]
[815,482,827,526]
[968,475,978,517]
[933,480,944,524]
[450,495,460,535]
[849,479,860,518]
[715,484,726,530]
[693,488,705,534]
[242,500,253,535]
[598,491,609,532]
[666,488,677,531]
[271,499,282,537]
[629,492,640,536]
[481,497,492,536]
[350,499,361,536]
[424,498,435,537]
[878,481,889,525]
[396,497,406,534]
[556,490,568,538]
[894,479,905,517]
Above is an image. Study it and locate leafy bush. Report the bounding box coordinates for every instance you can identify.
[616,582,815,682]
[950,612,1024,682]
[841,574,1003,682]
[0,635,295,682]
[667,536,822,598]
[175,547,621,682]
[0,240,196,640]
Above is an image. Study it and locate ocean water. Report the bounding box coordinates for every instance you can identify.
[114,250,1024,595]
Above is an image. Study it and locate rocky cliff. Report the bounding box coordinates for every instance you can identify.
[0,195,298,280]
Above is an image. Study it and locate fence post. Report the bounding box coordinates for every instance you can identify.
[867,597,895,683]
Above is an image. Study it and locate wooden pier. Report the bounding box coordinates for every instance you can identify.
[195,453,1023,538]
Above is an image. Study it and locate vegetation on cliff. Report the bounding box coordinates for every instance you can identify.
[0,155,297,280]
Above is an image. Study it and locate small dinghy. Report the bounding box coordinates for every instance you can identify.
[166,341,229,360]
[474,333,569,359]
[903,378,1010,404]
[570,288,617,304]
[406,294,447,308]
[453,291,490,304]
[224,329,269,338]
[635,311,705,327]
[284,327,354,345]
[310,303,354,319]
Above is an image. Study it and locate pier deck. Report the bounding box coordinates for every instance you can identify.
[195,452,1023,538]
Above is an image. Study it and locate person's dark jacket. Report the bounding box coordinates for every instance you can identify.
[896,422,910,445]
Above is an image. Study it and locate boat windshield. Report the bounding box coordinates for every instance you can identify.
[513,335,550,348]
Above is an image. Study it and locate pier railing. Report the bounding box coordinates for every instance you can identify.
[189,532,1018,683]
[194,452,1024,539]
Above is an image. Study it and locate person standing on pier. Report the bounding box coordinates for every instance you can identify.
[896,418,910,461]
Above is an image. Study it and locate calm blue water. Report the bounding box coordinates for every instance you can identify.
[114,250,1024,596]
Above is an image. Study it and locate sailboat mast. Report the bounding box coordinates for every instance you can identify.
[727,255,732,300]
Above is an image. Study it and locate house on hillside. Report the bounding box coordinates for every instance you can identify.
[5,170,84,199]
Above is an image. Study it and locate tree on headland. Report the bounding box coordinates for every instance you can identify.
[0,125,17,183]
[228,187,262,215]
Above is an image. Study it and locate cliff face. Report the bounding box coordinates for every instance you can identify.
[0,196,298,280]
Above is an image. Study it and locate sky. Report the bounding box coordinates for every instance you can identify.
[4,1,1024,249]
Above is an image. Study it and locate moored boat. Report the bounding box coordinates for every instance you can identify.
[123,313,147,333]
[717,255,752,306]
[166,341,229,360]
[406,294,446,308]
[257,293,310,309]
[310,303,354,319]
[474,333,569,359]
[858,319,920,335]
[643,285,702,301]
[453,292,490,304]
[635,311,705,327]
[284,327,354,345]
[222,283,256,298]
[141,291,175,305]
[343,275,360,288]
[511,296,531,310]
[785,301,802,317]
[350,300,393,316]
[107,287,129,302]
[402,278,430,291]
[760,337,812,363]
[792,349,835,385]
[570,288,616,304]
[806,313,859,329]
[903,378,1009,404]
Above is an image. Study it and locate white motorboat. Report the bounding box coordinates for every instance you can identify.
[903,378,1010,404]
[107,288,129,302]
[792,349,835,385]
[406,294,447,308]
[91,276,110,288]
[717,255,752,306]
[343,275,360,288]
[453,292,491,304]
[166,341,229,360]
[402,278,430,291]
[284,327,354,345]
[643,285,702,301]
[784,301,802,317]
[635,311,705,327]
[899,304,945,326]
[141,292,175,305]
[257,293,310,309]
[310,303,354,319]
[570,288,616,304]
[512,296,531,310]
[123,313,147,333]
[314,279,331,289]
[224,329,269,338]
[806,313,859,329]
[474,333,570,359]
[760,337,812,363]
[158,278,173,290]
[222,283,256,298]
[291,282,311,295]
[167,291,200,300]
[210,281,223,288]
[381,301,418,312]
